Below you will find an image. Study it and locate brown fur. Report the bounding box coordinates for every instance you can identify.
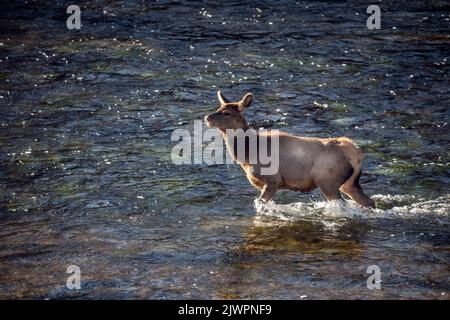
[205,91,375,208]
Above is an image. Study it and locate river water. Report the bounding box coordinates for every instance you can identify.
[0,1,449,299]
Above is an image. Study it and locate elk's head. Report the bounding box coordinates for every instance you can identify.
[204,91,252,131]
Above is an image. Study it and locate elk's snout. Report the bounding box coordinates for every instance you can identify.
[204,113,217,128]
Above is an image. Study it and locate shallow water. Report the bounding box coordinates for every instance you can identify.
[0,1,449,299]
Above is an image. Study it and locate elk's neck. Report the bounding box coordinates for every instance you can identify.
[221,125,256,163]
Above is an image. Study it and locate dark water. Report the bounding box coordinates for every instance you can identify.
[0,0,449,299]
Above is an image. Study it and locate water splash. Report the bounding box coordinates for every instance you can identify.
[254,194,450,227]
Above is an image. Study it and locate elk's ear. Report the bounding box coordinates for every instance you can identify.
[217,91,229,106]
[237,93,252,112]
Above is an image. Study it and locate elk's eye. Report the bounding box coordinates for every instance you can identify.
[223,112,231,116]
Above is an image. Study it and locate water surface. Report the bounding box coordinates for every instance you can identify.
[0,0,449,299]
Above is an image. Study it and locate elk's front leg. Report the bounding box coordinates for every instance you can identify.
[259,183,278,202]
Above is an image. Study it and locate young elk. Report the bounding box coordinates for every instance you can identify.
[204,91,375,208]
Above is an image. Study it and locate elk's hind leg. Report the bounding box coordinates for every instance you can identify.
[312,160,353,202]
[316,181,343,201]
[340,171,375,208]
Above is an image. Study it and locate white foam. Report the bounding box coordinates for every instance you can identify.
[253,194,450,226]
